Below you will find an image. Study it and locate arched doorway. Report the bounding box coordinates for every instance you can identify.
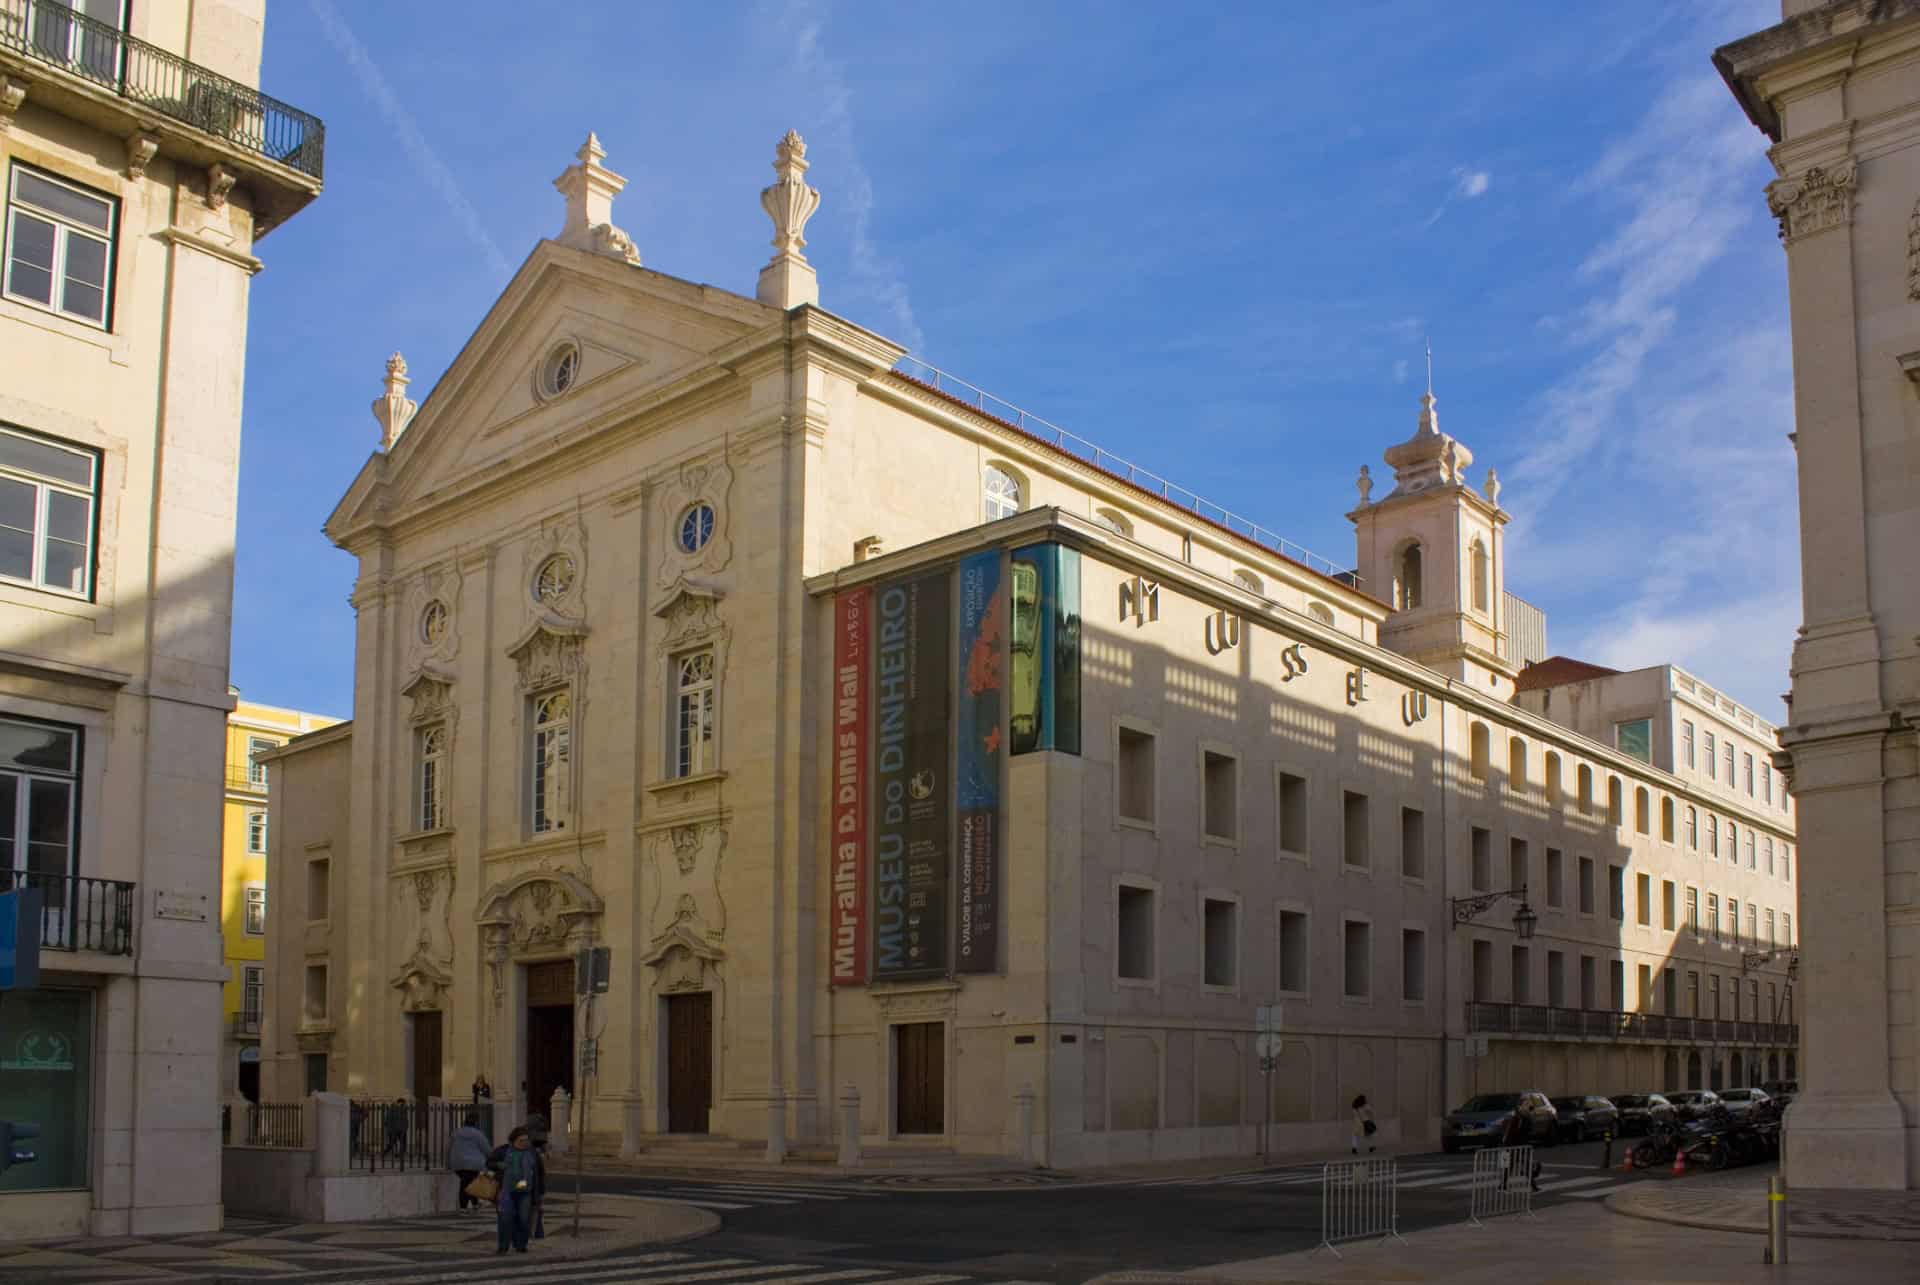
[1786,1052,1797,1081]
[1710,1056,1724,1091]
[1662,1049,1679,1089]
[1731,1051,1744,1087]
[1686,1050,1702,1091]
[238,1046,261,1103]
[1767,1053,1779,1083]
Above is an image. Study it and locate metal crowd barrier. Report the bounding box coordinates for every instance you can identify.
[1469,1144,1536,1225]
[1315,1157,1404,1257]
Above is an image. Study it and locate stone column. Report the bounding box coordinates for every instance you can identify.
[312,1092,350,1177]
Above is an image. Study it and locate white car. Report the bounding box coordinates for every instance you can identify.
[1717,1088,1772,1118]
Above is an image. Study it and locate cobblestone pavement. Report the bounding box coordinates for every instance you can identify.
[0,1193,714,1282]
[1606,1167,1920,1240]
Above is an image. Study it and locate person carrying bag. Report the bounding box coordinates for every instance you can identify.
[487,1127,539,1254]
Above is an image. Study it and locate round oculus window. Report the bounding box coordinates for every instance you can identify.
[420,599,449,645]
[539,342,579,399]
[532,554,576,604]
[678,502,715,554]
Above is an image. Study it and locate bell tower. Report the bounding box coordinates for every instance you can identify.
[1349,367,1516,693]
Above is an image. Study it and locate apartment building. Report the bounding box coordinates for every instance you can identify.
[257,130,1794,1166]
[218,698,339,1103]
[0,0,322,1238]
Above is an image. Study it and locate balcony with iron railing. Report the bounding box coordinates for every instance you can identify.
[1466,1001,1797,1048]
[0,0,323,230]
[0,868,134,955]
[231,1008,262,1038]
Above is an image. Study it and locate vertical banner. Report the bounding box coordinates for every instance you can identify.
[956,551,1006,974]
[1010,544,1084,756]
[874,572,951,978]
[830,588,870,986]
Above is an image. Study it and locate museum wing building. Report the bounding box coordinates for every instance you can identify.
[259,134,1799,1164]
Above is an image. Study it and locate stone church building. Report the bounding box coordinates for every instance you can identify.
[260,132,1799,1164]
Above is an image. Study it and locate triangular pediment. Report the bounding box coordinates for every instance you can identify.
[327,241,778,544]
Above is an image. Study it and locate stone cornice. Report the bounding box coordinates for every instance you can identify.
[0,646,129,689]
[1715,0,1920,141]
[808,508,1799,840]
[158,227,264,275]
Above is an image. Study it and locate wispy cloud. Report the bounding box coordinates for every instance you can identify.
[1502,67,1793,714]
[1392,358,1410,384]
[1422,166,1494,227]
[307,0,510,282]
[773,1,924,353]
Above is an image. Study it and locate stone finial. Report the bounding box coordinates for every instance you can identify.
[757,129,821,310]
[1356,464,1373,505]
[372,351,418,451]
[553,131,640,265]
[1442,437,1459,484]
[1484,466,1501,507]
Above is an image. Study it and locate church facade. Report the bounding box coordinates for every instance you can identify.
[259,133,1799,1164]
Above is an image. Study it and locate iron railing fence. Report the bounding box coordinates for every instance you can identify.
[0,868,133,954]
[1466,1001,1797,1047]
[893,356,1360,585]
[0,0,324,178]
[1468,1144,1536,1224]
[1315,1157,1403,1258]
[349,1099,468,1172]
[222,1101,305,1148]
[231,1009,263,1037]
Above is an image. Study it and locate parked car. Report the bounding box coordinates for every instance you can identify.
[1549,1095,1621,1142]
[1662,1089,1723,1122]
[1761,1080,1798,1108]
[1441,1092,1558,1153]
[1717,1087,1773,1119]
[1610,1093,1677,1136]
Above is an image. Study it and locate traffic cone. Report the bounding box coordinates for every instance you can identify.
[1620,1145,1635,1172]
[1672,1145,1687,1177]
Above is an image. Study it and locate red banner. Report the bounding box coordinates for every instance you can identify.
[830,588,871,986]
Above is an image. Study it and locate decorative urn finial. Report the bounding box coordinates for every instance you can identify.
[372,351,418,450]
[757,129,821,309]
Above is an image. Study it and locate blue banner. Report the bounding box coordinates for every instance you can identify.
[956,551,1005,974]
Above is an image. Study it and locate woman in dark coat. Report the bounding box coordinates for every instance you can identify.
[487,1126,540,1253]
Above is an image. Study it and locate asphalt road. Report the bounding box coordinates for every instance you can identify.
[546,1137,1682,1282]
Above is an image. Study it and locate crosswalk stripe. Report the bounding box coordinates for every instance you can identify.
[1395,1173,1475,1189]
[1537,1175,1618,1193]
[696,1185,839,1200]
[657,1197,760,1210]
[661,1187,803,1203]
[1560,1182,1634,1199]
[346,1252,706,1285]
[598,1263,830,1285]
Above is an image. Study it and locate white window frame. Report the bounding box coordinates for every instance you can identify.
[243,883,266,936]
[528,688,571,835]
[245,809,267,855]
[672,648,717,779]
[0,425,100,599]
[982,463,1023,522]
[0,718,79,889]
[4,164,118,329]
[246,736,278,787]
[1682,719,1695,769]
[241,962,264,1022]
[417,723,447,830]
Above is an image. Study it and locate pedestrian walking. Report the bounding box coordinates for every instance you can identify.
[1497,1105,1541,1192]
[488,1126,539,1254]
[530,1131,549,1240]
[448,1112,492,1212]
[1350,1094,1377,1155]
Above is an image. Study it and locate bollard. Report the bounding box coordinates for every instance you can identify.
[1014,1083,1036,1168]
[1600,1131,1612,1170]
[1764,1174,1788,1265]
[548,1087,571,1155]
[837,1084,861,1167]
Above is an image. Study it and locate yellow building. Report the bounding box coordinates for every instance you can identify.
[222,697,340,1102]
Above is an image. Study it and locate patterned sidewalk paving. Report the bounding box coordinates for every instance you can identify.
[0,1193,715,1282]
[1606,1167,1920,1240]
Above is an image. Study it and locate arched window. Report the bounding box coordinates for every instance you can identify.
[1233,569,1264,596]
[1093,507,1132,538]
[1508,737,1527,791]
[1469,722,1490,782]
[1686,805,1698,850]
[1608,777,1623,826]
[983,464,1022,522]
[1634,786,1650,835]
[1470,537,1490,613]
[1396,543,1423,611]
[418,724,447,831]
[1577,764,1594,815]
[1661,797,1675,844]
[1307,601,1335,626]
[529,690,571,834]
[1687,1050,1703,1091]
[1544,751,1562,804]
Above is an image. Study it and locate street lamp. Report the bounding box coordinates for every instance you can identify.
[1451,885,1537,939]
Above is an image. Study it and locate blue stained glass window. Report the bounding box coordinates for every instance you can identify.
[678,503,714,553]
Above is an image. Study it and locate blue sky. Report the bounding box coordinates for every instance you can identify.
[237,0,1796,722]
